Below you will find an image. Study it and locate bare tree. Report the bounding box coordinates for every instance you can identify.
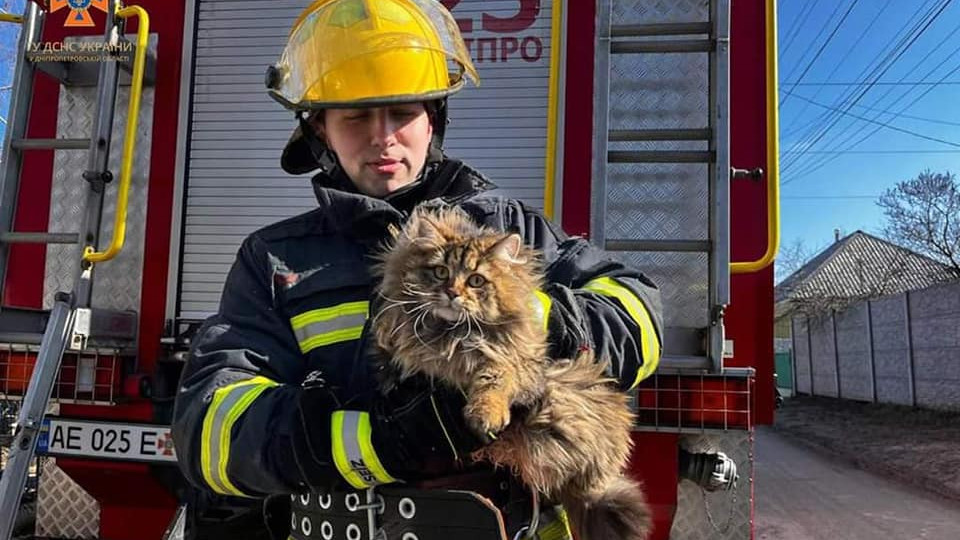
[878,170,960,276]
[775,237,810,285]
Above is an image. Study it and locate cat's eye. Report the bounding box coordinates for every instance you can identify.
[432,266,450,280]
[467,274,487,288]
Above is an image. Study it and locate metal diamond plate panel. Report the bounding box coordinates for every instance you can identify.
[44,35,157,315]
[671,432,752,540]
[612,251,709,329]
[36,458,100,539]
[604,158,709,242]
[613,0,709,25]
[609,52,709,131]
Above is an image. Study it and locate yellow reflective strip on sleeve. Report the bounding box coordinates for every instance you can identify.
[532,290,553,333]
[200,388,231,494]
[200,376,279,496]
[298,325,366,353]
[584,277,661,389]
[330,411,370,489]
[355,413,396,484]
[216,383,276,495]
[290,301,369,330]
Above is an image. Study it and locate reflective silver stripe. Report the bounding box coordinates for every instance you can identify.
[331,411,395,489]
[289,302,369,353]
[292,312,367,347]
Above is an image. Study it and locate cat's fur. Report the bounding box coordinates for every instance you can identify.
[371,206,652,540]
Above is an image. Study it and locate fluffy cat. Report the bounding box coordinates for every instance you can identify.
[371,205,652,540]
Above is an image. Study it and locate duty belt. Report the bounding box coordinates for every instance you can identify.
[287,486,572,540]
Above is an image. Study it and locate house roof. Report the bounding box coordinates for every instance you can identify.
[775,231,958,306]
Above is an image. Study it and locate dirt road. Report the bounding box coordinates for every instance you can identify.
[754,427,960,540]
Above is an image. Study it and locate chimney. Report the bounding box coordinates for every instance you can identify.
[834,228,841,242]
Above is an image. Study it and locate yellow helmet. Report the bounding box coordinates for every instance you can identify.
[266,0,479,110]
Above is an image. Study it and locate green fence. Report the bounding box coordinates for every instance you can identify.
[775,351,793,392]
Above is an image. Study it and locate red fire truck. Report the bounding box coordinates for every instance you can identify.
[0,0,778,538]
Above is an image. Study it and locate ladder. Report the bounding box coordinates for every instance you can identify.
[590,0,735,372]
[0,2,151,537]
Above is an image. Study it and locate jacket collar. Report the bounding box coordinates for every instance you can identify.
[309,158,497,243]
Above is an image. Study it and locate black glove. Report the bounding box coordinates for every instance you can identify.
[369,375,487,480]
[291,366,486,492]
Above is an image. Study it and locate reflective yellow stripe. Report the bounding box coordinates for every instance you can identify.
[290,301,369,353]
[290,301,368,329]
[330,412,367,489]
[532,290,553,333]
[584,277,661,389]
[331,411,396,489]
[298,326,365,352]
[355,413,396,485]
[538,505,573,540]
[200,376,280,496]
[330,411,396,489]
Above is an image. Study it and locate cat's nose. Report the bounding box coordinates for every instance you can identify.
[446,288,459,300]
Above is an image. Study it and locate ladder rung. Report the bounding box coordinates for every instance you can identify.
[612,40,714,54]
[658,355,713,371]
[611,23,712,37]
[609,151,714,163]
[610,129,711,142]
[12,138,90,150]
[0,232,79,244]
[604,240,711,252]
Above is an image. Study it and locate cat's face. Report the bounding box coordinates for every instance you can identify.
[409,234,523,323]
[384,208,537,328]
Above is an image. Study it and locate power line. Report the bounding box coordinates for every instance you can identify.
[781,90,960,148]
[780,0,938,170]
[784,60,960,181]
[782,81,960,86]
[780,0,849,98]
[787,40,960,180]
[782,0,954,174]
[781,0,862,107]
[782,150,960,154]
[788,3,960,176]
[781,0,946,165]
[779,0,894,142]
[783,102,960,144]
[782,195,878,200]
[780,0,820,60]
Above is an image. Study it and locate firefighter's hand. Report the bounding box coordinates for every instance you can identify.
[368,376,487,480]
[294,371,486,490]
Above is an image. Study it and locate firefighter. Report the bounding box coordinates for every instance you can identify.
[171,1,663,539]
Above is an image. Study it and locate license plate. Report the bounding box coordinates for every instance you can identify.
[37,417,178,463]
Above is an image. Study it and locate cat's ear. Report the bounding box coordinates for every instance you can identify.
[405,211,444,244]
[490,233,526,264]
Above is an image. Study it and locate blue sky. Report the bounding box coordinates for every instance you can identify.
[0,0,27,153]
[778,0,960,255]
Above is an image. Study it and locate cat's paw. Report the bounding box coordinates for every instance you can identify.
[464,395,511,437]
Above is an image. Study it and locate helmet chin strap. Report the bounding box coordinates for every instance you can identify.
[297,111,340,174]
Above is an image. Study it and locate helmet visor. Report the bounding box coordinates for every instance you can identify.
[268,0,479,110]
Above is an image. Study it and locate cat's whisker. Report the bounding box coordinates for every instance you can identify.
[375,291,421,304]
[413,311,433,348]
